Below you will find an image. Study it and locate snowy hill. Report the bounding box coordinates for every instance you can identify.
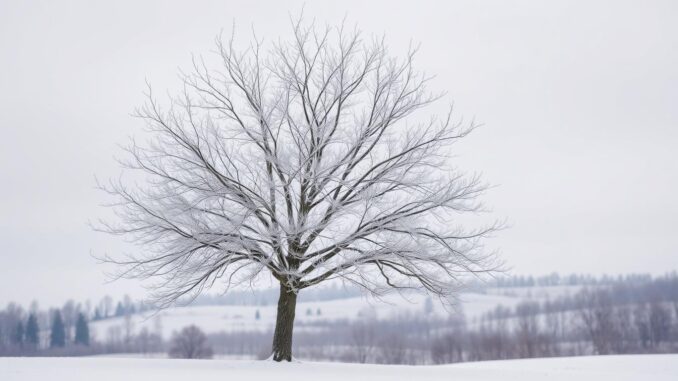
[2,355,676,381]
[91,286,574,339]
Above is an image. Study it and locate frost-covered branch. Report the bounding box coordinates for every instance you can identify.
[98,20,500,309]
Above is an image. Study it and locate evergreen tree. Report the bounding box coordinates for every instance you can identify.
[50,311,66,348]
[74,313,90,346]
[93,308,102,321]
[12,321,24,346]
[115,302,125,317]
[25,314,40,347]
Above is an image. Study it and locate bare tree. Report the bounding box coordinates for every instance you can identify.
[168,325,213,359]
[431,315,467,364]
[515,301,541,358]
[98,18,499,361]
[99,295,113,319]
[577,290,619,355]
[350,321,377,363]
[136,327,156,355]
[123,314,135,349]
[649,301,672,348]
[378,332,410,364]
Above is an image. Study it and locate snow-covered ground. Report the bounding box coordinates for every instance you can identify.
[1,355,676,381]
[91,293,524,340]
[93,286,573,339]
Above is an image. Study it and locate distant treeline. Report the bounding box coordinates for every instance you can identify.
[471,272,656,289]
[428,272,678,363]
[1,272,677,362]
[0,294,154,356]
[209,273,678,364]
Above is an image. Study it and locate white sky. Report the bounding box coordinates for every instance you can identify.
[1,0,677,307]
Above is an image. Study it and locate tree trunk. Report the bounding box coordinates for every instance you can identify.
[271,282,298,361]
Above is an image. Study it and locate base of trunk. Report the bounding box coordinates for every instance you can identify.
[271,283,298,362]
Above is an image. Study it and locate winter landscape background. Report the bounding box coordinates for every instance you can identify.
[2,273,678,363]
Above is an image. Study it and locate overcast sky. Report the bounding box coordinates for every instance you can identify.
[1,0,677,307]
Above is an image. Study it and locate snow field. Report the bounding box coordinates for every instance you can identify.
[1,355,676,381]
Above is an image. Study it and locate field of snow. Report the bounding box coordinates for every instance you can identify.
[1,355,676,381]
[91,289,535,339]
[91,286,583,339]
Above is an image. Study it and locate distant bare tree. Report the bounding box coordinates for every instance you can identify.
[99,296,113,319]
[61,300,77,343]
[136,327,163,355]
[431,316,466,364]
[378,333,409,364]
[431,333,463,364]
[615,306,636,353]
[350,321,376,363]
[123,314,135,349]
[577,290,618,355]
[649,302,672,348]
[543,310,563,356]
[168,325,213,359]
[106,325,123,352]
[98,18,499,361]
[515,301,540,358]
[485,313,512,360]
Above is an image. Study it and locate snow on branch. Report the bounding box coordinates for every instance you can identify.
[97,19,501,307]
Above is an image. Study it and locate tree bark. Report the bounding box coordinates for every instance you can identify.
[271,282,298,361]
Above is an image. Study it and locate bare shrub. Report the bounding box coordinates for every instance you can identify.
[168,325,213,359]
